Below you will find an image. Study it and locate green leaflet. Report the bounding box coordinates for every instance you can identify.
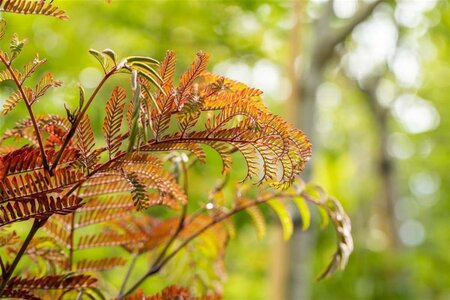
[222,218,236,240]
[126,55,159,65]
[10,33,27,60]
[136,69,165,95]
[245,205,266,240]
[317,206,329,229]
[127,71,141,153]
[102,48,117,65]
[293,196,311,231]
[267,200,293,240]
[88,49,108,73]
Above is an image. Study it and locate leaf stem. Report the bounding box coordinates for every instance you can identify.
[51,68,116,172]
[0,218,46,295]
[121,194,285,297]
[118,252,139,297]
[0,55,49,172]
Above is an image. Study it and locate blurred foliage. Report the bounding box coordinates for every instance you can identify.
[0,0,449,299]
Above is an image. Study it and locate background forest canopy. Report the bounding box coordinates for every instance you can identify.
[0,0,449,300]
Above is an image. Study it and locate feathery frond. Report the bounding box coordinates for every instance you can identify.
[0,168,82,202]
[0,146,79,178]
[0,195,82,226]
[6,274,97,290]
[76,257,128,272]
[103,86,126,158]
[75,115,97,172]
[0,0,68,19]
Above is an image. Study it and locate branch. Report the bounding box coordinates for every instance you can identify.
[0,218,46,295]
[50,68,116,172]
[0,55,50,172]
[330,0,384,48]
[121,193,287,297]
[314,0,385,66]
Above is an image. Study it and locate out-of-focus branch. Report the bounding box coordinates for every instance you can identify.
[314,0,385,66]
[357,76,400,249]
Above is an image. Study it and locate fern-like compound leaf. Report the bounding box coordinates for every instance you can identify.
[75,115,96,172]
[6,273,97,290]
[9,33,27,60]
[0,168,82,202]
[0,288,40,300]
[0,146,79,178]
[122,171,149,211]
[1,88,27,115]
[0,0,69,19]
[243,203,266,240]
[103,86,126,159]
[76,257,128,272]
[32,72,62,103]
[0,195,82,227]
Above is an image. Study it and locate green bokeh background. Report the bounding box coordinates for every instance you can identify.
[0,0,449,299]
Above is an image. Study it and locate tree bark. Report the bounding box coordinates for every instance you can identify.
[284,1,385,299]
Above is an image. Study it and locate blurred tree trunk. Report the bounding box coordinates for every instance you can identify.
[360,78,400,248]
[279,1,385,299]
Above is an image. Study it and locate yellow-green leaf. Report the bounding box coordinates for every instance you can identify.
[245,205,266,240]
[267,200,293,240]
[317,206,329,229]
[293,196,310,231]
[222,218,236,240]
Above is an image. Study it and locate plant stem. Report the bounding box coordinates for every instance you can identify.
[67,211,76,271]
[151,158,189,267]
[121,194,286,297]
[0,55,49,172]
[118,252,139,297]
[51,68,116,172]
[0,218,45,295]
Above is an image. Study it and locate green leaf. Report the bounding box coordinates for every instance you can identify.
[293,196,310,231]
[126,55,159,65]
[10,33,27,60]
[137,70,165,96]
[317,206,329,229]
[127,70,141,153]
[245,205,266,240]
[102,48,117,65]
[267,200,293,240]
[222,218,236,240]
[78,84,85,109]
[89,49,108,73]
[129,61,163,82]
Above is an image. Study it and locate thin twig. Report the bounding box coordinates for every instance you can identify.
[51,68,116,172]
[0,55,50,172]
[118,252,139,297]
[0,218,46,294]
[121,193,287,297]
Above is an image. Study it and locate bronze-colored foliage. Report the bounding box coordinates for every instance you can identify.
[103,86,127,159]
[122,285,221,300]
[0,0,68,19]
[6,273,97,289]
[76,257,128,272]
[0,195,82,226]
[0,7,353,299]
